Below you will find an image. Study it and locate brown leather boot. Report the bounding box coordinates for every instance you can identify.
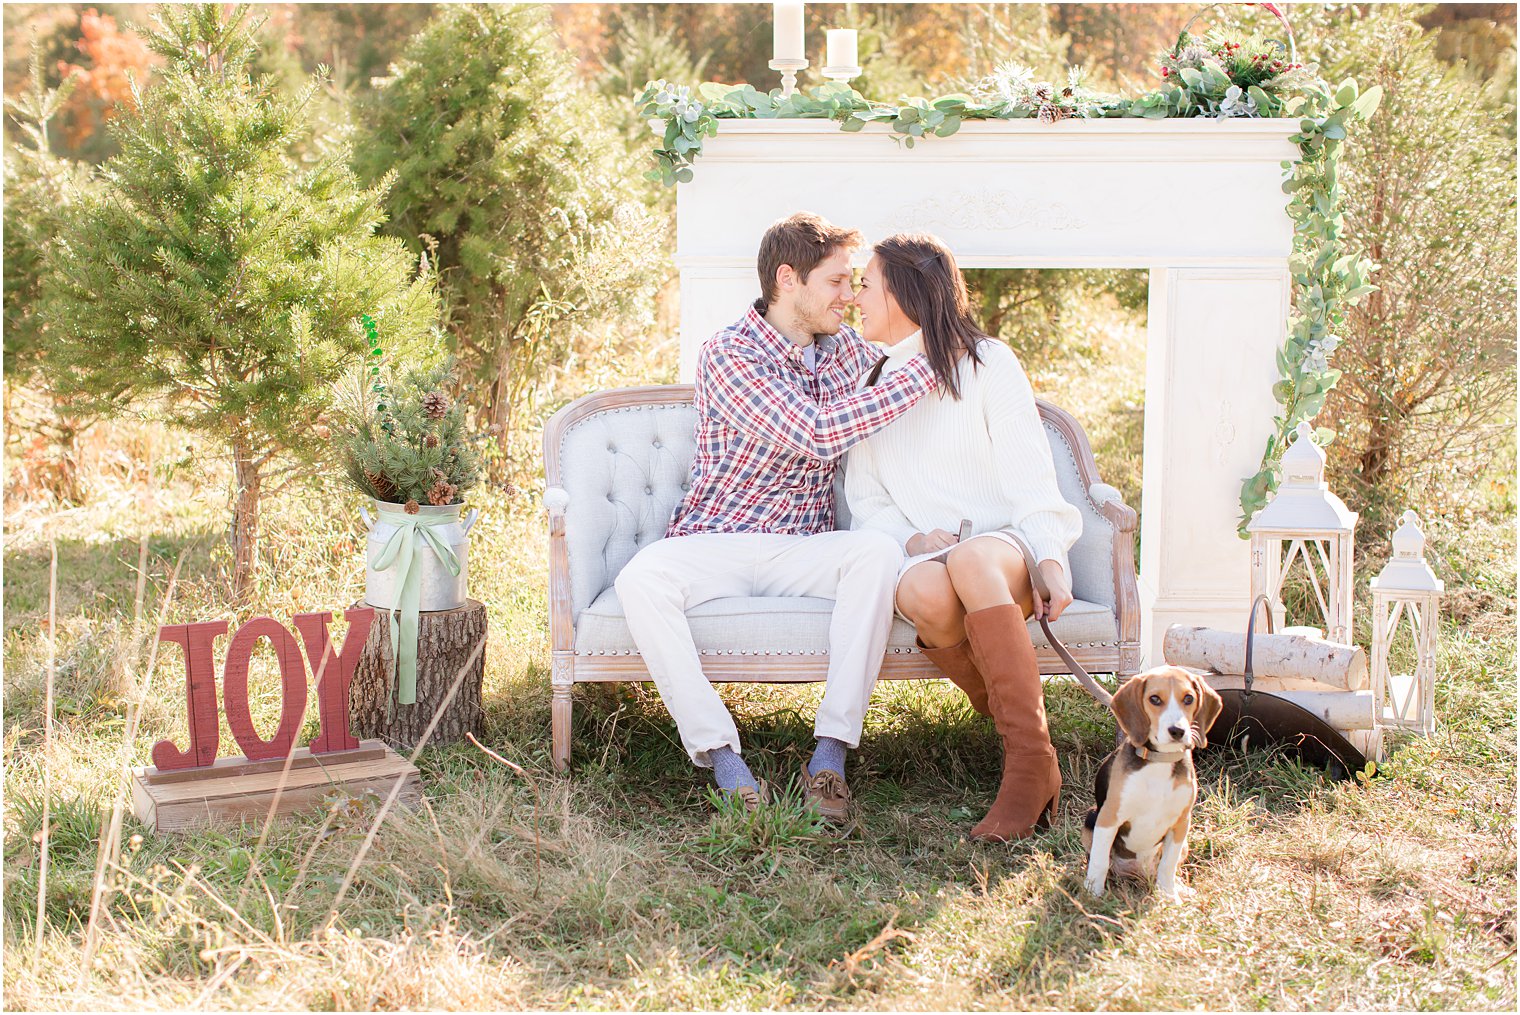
[962,604,1061,842]
[915,637,991,716]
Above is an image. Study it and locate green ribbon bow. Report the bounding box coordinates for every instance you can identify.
[369,510,462,705]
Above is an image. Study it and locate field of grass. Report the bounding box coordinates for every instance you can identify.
[3,303,1515,1010]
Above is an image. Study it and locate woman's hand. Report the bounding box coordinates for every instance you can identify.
[1035,559,1073,621]
[907,529,959,556]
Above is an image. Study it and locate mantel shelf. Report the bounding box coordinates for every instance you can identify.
[708,116,1301,136]
[693,116,1301,164]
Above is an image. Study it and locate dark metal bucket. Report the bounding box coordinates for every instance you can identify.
[1195,596,1368,780]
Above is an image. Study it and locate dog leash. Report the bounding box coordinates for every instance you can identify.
[959,520,1115,708]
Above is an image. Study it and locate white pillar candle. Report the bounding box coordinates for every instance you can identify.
[826,28,858,68]
[774,2,805,61]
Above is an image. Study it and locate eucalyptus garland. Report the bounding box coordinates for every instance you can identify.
[636,28,1380,532]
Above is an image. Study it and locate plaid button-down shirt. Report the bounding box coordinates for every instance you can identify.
[666,302,937,537]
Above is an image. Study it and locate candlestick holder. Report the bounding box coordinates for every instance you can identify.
[821,64,861,85]
[769,57,808,98]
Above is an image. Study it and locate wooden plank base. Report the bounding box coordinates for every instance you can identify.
[130,739,421,833]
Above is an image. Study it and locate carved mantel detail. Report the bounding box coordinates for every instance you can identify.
[890,188,1087,234]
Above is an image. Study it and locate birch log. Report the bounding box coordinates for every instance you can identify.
[1163,625,1367,690]
[1203,677,1375,729]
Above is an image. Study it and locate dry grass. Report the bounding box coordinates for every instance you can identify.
[3,297,1515,1010]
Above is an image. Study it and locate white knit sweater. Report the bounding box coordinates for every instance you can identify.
[844,331,1083,575]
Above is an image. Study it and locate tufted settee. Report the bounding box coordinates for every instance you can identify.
[542,384,1140,770]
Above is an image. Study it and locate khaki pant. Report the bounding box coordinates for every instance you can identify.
[614,530,904,765]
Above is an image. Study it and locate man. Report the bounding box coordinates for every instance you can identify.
[615,212,939,818]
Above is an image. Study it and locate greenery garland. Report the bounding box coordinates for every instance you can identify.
[636,28,1381,533]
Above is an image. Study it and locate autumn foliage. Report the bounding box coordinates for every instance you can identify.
[53,7,158,151]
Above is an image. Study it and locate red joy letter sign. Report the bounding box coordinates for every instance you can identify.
[221,617,308,761]
[294,608,373,755]
[151,621,228,771]
[150,608,375,770]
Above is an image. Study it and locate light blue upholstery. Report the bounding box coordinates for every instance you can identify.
[574,589,1119,656]
[556,401,700,616]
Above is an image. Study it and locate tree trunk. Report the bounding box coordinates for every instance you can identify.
[486,334,514,483]
[1355,151,1394,503]
[350,598,487,750]
[229,430,261,604]
[51,409,87,506]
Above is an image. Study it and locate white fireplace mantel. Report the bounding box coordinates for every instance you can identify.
[674,118,1301,662]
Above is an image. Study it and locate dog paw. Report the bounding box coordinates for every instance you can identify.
[1083,877,1107,898]
[1157,883,1196,902]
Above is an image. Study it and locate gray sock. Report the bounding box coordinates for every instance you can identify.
[709,745,758,792]
[809,736,848,778]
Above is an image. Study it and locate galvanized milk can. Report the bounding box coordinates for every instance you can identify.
[361,502,480,612]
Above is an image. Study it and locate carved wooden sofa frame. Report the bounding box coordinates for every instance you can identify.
[542,384,1140,771]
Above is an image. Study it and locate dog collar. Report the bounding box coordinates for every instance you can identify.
[1134,742,1191,762]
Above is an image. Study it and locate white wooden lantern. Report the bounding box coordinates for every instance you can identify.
[1370,511,1443,735]
[1247,422,1358,643]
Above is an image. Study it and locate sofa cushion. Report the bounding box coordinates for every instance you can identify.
[573,589,1119,657]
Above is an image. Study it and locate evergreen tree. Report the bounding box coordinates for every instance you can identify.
[41,4,439,600]
[3,50,98,503]
[353,3,660,473]
[4,50,91,385]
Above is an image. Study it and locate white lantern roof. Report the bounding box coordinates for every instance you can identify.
[1372,511,1444,593]
[1247,422,1359,535]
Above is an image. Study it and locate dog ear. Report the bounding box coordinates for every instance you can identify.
[1110,674,1152,749]
[1189,671,1224,748]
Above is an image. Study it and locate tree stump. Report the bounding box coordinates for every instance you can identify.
[350,599,487,750]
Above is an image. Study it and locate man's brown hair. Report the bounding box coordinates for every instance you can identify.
[756,212,863,309]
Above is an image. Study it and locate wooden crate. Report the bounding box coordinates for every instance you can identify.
[129,740,420,833]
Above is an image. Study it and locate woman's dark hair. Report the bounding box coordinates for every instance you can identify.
[873,233,986,399]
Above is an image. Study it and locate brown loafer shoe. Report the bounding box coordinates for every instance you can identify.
[724,780,770,813]
[801,764,851,823]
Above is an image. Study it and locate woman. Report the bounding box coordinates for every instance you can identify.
[845,233,1083,842]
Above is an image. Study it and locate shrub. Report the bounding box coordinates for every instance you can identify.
[40,4,439,599]
[353,3,662,476]
[1311,6,1517,531]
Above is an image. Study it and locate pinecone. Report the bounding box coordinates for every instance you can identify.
[1033,84,1053,103]
[422,433,440,450]
[404,499,420,515]
[427,479,457,506]
[421,391,450,420]
[364,469,397,501]
[1037,102,1066,125]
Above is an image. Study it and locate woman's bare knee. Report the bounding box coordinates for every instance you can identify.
[897,565,955,617]
[944,539,1016,607]
[897,565,965,644]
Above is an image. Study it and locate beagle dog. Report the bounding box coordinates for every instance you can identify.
[1082,665,1223,901]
